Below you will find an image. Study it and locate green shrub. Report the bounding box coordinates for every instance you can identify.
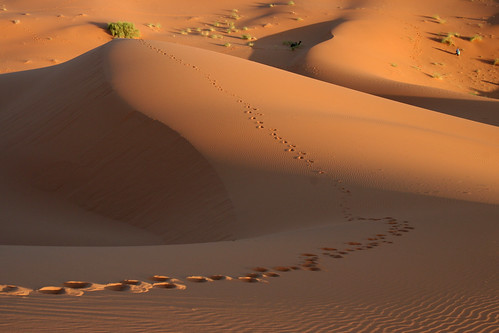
[469,34,482,42]
[432,72,443,79]
[108,22,140,38]
[440,33,456,45]
[493,58,499,66]
[432,15,446,24]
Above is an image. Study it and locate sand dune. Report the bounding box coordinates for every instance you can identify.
[1,38,497,245]
[1,0,498,331]
[0,44,237,245]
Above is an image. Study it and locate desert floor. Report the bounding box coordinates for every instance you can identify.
[1,0,498,332]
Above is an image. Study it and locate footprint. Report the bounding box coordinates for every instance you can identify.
[256,125,264,129]
[302,262,317,268]
[238,277,259,283]
[186,276,210,283]
[153,282,177,289]
[304,267,321,271]
[38,286,65,295]
[274,266,291,272]
[1,285,18,292]
[63,281,91,289]
[121,279,140,285]
[245,272,260,278]
[0,285,32,296]
[262,272,280,278]
[209,275,227,281]
[150,275,169,282]
[253,267,268,272]
[104,283,129,291]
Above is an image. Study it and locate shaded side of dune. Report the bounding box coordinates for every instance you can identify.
[0,45,237,245]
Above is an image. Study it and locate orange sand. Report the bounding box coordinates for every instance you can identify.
[0,0,498,331]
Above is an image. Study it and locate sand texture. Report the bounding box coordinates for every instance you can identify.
[0,0,498,331]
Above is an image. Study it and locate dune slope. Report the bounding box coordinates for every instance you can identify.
[1,39,499,247]
[0,45,236,246]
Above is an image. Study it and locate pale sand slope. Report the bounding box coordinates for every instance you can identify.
[0,39,498,331]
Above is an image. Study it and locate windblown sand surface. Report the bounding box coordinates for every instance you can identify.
[1,0,498,332]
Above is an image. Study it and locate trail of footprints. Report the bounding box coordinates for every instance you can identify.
[0,41,415,297]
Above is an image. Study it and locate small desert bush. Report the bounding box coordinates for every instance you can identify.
[390,63,398,67]
[432,72,443,79]
[493,58,499,66]
[242,34,254,40]
[223,42,232,47]
[469,34,482,42]
[288,1,295,5]
[440,33,457,45]
[432,15,446,24]
[146,23,161,29]
[108,22,140,38]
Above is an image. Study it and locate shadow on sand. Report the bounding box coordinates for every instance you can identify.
[248,18,349,69]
